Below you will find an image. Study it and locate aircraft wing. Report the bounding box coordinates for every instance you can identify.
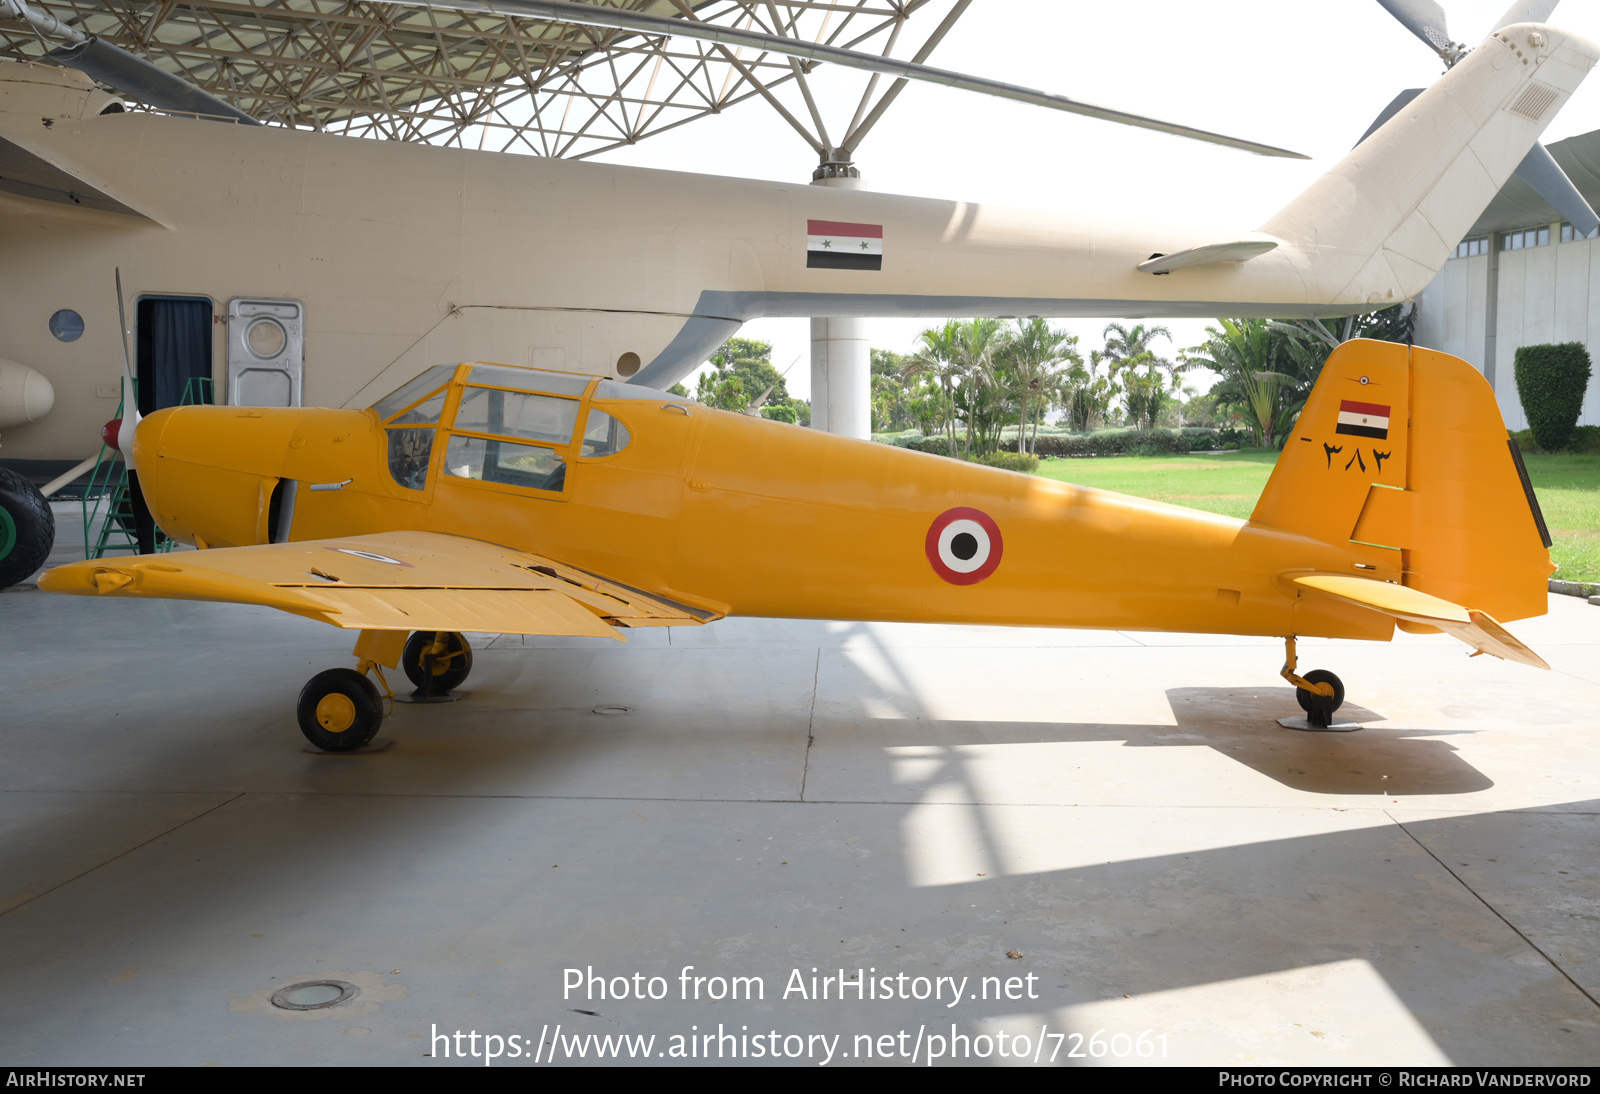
[1291,573,1548,669]
[37,531,720,638]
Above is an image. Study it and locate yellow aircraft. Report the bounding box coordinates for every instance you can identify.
[39,336,1554,751]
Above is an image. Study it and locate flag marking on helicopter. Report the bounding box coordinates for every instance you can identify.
[807,220,883,270]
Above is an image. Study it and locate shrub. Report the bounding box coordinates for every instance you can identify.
[760,405,797,424]
[973,451,1040,474]
[1570,424,1600,454]
[1514,343,1591,451]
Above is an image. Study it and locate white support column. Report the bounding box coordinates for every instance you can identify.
[809,315,870,437]
[809,169,871,439]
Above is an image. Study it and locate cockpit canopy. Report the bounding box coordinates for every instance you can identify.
[370,363,646,493]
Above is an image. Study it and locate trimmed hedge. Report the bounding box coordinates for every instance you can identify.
[1512,424,1600,454]
[1514,343,1591,452]
[877,427,1237,459]
[972,451,1040,474]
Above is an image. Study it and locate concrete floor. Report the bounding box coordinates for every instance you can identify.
[3,505,1599,1067]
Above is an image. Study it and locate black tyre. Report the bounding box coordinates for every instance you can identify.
[402,631,473,694]
[297,668,383,752]
[0,466,54,588]
[1295,669,1345,727]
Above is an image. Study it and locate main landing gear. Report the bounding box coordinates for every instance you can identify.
[294,629,474,751]
[1279,636,1348,730]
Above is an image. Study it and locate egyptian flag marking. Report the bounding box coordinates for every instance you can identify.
[807,219,883,271]
[1335,399,1391,440]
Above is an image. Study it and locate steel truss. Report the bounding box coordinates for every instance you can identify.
[0,0,967,161]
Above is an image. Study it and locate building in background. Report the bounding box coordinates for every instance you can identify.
[1415,128,1600,431]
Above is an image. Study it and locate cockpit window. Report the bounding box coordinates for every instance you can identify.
[455,386,580,446]
[387,389,446,426]
[581,409,631,458]
[387,428,434,491]
[372,364,456,421]
[467,363,592,398]
[445,435,565,492]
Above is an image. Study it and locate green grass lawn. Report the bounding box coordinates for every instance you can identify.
[1035,450,1600,582]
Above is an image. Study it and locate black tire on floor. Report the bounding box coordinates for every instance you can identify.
[0,466,54,588]
[1295,669,1346,727]
[401,631,473,693]
[296,668,383,752]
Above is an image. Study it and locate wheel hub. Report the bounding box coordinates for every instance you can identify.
[315,692,357,732]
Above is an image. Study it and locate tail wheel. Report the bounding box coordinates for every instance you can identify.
[1294,669,1346,728]
[0,466,54,588]
[402,631,473,694]
[297,668,383,752]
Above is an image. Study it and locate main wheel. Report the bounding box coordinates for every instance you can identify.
[0,466,54,588]
[297,668,383,752]
[1295,669,1345,728]
[402,631,473,694]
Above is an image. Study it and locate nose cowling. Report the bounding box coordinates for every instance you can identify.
[133,405,305,548]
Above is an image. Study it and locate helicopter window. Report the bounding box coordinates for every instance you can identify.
[581,409,631,458]
[455,386,580,445]
[467,364,592,398]
[372,364,456,421]
[386,428,435,491]
[445,434,565,493]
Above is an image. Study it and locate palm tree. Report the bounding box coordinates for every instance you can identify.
[903,321,966,457]
[951,318,1004,459]
[1102,321,1187,429]
[1064,349,1115,432]
[905,318,1006,459]
[1181,318,1302,446]
[999,319,1080,456]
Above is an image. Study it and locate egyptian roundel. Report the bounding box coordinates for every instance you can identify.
[925,507,1003,586]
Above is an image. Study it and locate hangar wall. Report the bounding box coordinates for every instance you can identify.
[1413,127,1600,433]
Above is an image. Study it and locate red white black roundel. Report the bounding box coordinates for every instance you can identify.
[925,507,1003,585]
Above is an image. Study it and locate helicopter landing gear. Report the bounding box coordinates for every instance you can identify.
[1278,636,1357,732]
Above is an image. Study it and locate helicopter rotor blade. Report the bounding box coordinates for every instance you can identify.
[1517,142,1600,237]
[1375,0,1466,64]
[1492,1,1559,32]
[47,37,259,125]
[394,0,1308,159]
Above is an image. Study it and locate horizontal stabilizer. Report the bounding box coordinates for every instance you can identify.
[1136,240,1277,274]
[1292,573,1549,669]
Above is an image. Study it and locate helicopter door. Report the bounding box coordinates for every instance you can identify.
[227,298,304,407]
[135,296,213,414]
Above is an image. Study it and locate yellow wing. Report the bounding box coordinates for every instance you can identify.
[1291,573,1548,670]
[38,531,722,639]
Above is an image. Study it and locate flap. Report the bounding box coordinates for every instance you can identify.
[1292,573,1548,669]
[38,530,723,636]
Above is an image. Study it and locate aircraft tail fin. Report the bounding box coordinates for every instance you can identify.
[1258,22,1598,307]
[1250,338,1554,626]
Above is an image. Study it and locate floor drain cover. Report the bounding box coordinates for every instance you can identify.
[593,706,632,716]
[270,980,360,1011]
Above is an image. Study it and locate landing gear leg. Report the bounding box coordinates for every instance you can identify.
[1280,636,1347,729]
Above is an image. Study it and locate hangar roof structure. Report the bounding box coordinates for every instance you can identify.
[0,0,967,162]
